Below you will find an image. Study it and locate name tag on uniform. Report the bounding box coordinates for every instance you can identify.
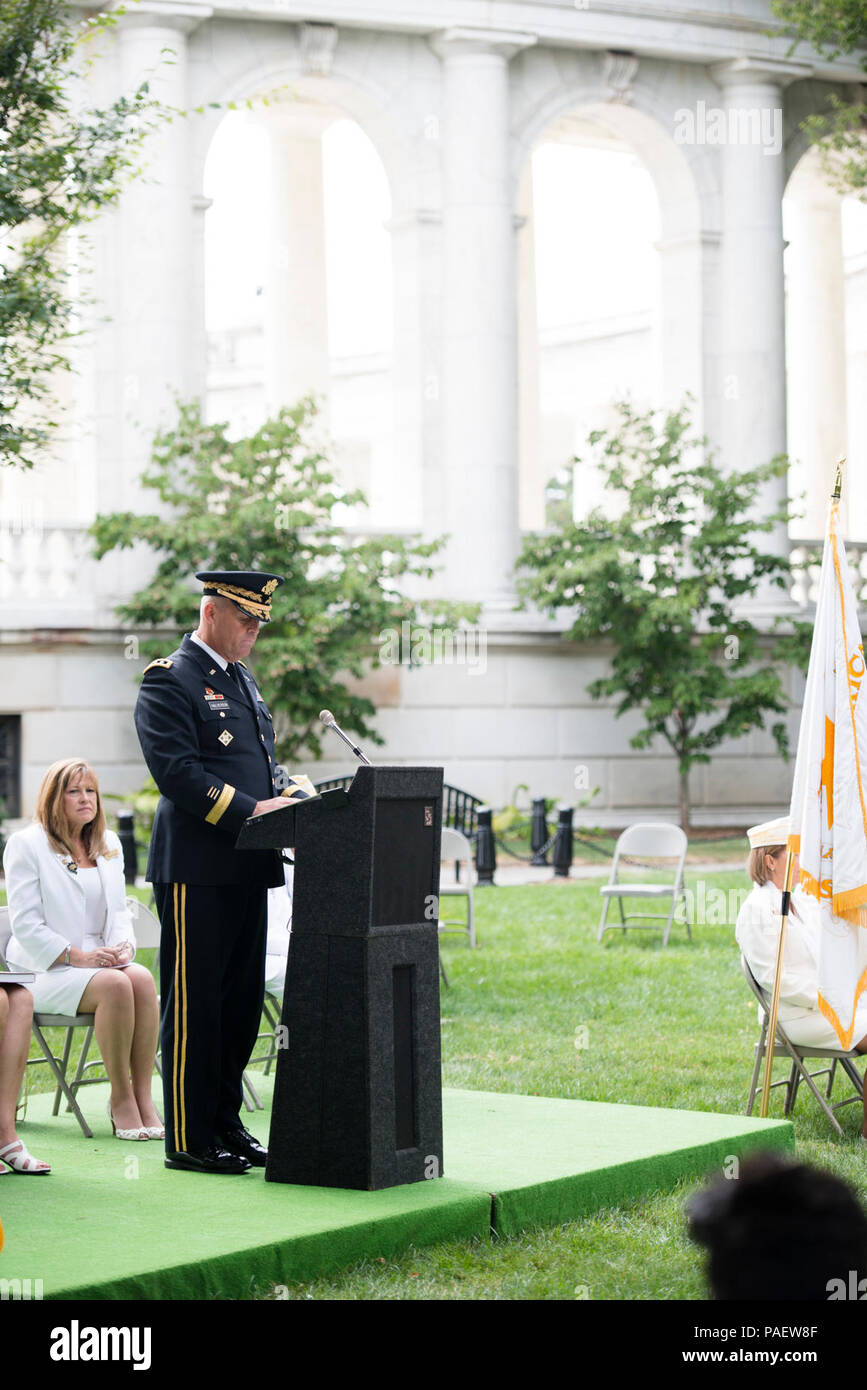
[204,686,231,712]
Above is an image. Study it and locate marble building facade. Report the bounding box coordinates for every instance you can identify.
[1,0,865,825]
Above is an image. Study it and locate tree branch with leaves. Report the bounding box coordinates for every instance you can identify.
[772,0,867,197]
[0,0,160,470]
[516,401,812,831]
[90,397,478,764]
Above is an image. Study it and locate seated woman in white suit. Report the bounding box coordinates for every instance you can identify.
[3,759,163,1142]
[736,815,867,1139]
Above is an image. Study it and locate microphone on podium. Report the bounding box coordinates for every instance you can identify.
[319,710,373,766]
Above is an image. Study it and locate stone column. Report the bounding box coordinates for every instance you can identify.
[845,252,867,539]
[516,161,545,532]
[190,192,213,404]
[710,57,810,558]
[259,107,332,426]
[430,27,536,609]
[785,157,848,538]
[91,5,210,609]
[386,208,436,532]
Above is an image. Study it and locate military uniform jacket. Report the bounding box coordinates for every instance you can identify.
[134,634,283,887]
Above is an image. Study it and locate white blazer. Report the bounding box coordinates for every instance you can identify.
[735,880,820,1022]
[3,823,135,974]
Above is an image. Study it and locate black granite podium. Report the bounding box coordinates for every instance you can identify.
[237,765,445,1190]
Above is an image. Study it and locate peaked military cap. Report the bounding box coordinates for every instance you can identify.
[196,570,284,623]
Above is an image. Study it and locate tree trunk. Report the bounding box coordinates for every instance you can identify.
[678,765,691,836]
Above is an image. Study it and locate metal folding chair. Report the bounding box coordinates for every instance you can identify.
[439,827,476,948]
[598,822,691,947]
[742,954,865,1136]
[0,907,98,1138]
[20,897,165,1137]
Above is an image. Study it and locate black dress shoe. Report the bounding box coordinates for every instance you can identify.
[217,1126,268,1167]
[164,1145,251,1175]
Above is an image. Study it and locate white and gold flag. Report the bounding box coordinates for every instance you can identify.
[788,494,867,1047]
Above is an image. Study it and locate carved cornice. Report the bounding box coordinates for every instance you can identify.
[300,21,338,76]
[601,50,639,104]
[429,27,537,63]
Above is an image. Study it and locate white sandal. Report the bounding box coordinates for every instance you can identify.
[0,1140,51,1174]
[106,1099,148,1142]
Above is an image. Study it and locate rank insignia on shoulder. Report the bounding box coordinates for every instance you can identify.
[144,658,173,673]
[218,730,234,746]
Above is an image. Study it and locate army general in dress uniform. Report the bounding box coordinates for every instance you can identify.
[134,571,289,1174]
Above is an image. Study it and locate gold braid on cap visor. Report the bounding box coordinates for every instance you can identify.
[205,582,273,621]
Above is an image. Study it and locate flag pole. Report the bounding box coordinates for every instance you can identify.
[759,848,795,1117]
[759,460,845,1116]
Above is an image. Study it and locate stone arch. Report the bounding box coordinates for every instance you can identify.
[783,78,853,190]
[189,55,415,218]
[512,81,711,526]
[513,81,713,242]
[191,43,418,525]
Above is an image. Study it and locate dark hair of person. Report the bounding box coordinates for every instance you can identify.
[687,1151,867,1300]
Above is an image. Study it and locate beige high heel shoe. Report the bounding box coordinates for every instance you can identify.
[106,1099,148,1141]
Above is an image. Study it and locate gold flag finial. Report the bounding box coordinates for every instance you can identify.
[832,458,845,500]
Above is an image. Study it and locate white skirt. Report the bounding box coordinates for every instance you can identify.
[784,1007,867,1052]
[8,933,131,1016]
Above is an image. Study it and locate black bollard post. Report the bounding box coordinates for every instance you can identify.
[475,806,496,886]
[116,808,138,886]
[530,797,549,866]
[552,805,574,879]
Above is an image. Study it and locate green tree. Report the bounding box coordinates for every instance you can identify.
[772,0,867,195]
[90,398,477,763]
[515,401,811,831]
[0,0,157,470]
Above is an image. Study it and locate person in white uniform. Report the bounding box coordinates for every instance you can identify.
[735,815,867,1138]
[4,759,163,1141]
[264,862,293,1003]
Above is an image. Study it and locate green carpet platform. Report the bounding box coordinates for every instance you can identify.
[0,1078,792,1299]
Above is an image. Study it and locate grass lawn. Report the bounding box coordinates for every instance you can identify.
[9,873,865,1300]
[271,872,867,1300]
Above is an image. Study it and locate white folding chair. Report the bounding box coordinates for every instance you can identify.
[439,827,476,949]
[26,896,168,1136]
[248,991,283,1078]
[0,905,98,1138]
[741,955,865,1136]
[597,822,690,947]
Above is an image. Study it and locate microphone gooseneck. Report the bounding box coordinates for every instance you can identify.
[319,710,372,766]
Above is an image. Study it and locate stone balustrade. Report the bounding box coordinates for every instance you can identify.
[789,540,867,606]
[0,523,862,625]
[0,521,104,624]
